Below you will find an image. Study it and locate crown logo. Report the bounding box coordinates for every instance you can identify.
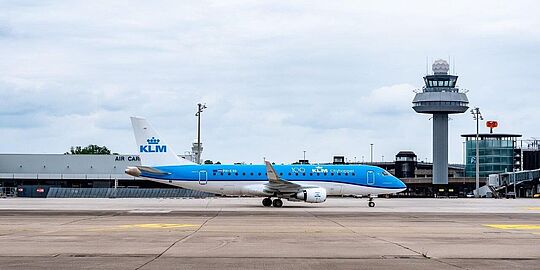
[147,137,160,145]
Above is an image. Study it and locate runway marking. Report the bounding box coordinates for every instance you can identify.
[119,223,197,229]
[527,207,540,210]
[484,224,540,230]
[86,223,197,232]
[128,210,172,214]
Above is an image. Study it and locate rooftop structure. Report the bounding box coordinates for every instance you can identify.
[413,59,469,185]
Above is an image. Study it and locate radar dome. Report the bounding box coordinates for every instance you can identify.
[432,59,449,75]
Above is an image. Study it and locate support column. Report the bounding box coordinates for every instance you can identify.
[432,113,449,185]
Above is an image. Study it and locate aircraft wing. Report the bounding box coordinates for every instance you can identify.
[263,161,304,194]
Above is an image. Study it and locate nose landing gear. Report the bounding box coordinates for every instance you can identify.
[368,197,375,207]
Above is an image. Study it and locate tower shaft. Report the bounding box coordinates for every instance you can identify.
[432,113,448,184]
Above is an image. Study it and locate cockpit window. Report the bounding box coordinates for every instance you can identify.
[382,170,390,176]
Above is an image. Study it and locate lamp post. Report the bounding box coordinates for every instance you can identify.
[370,144,374,163]
[471,107,483,198]
[195,103,207,164]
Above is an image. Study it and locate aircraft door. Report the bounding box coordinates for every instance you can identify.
[198,170,208,185]
[367,170,375,185]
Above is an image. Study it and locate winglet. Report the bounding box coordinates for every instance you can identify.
[264,161,280,184]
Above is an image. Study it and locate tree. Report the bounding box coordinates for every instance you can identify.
[65,144,111,155]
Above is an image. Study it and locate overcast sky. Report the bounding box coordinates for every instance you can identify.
[1,0,539,164]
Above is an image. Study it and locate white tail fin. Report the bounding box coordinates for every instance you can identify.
[130,117,195,166]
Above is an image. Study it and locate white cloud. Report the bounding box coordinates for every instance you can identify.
[1,0,539,164]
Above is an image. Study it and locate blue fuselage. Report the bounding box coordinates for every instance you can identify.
[141,164,406,191]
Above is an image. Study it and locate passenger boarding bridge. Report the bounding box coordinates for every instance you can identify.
[476,169,540,198]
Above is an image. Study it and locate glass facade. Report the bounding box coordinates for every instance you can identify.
[465,137,515,177]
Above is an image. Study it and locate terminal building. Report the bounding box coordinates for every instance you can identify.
[0,154,208,198]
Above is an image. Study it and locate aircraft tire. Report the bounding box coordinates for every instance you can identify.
[262,198,272,207]
[272,199,283,207]
[368,201,375,207]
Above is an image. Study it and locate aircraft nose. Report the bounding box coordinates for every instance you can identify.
[396,177,407,189]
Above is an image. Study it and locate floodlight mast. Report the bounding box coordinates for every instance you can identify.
[471,107,483,198]
[195,103,207,164]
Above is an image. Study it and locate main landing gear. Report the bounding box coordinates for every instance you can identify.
[262,197,283,207]
[368,197,375,207]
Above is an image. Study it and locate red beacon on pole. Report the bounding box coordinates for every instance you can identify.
[486,121,498,134]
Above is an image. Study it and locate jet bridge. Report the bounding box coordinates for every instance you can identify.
[476,169,540,198]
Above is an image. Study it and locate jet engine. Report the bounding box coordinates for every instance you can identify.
[295,188,327,203]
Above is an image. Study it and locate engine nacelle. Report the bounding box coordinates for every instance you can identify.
[295,188,327,203]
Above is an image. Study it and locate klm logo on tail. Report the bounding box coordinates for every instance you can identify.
[140,137,167,153]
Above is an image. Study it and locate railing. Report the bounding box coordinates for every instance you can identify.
[47,188,214,198]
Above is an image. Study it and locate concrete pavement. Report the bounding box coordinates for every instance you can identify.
[0,198,539,269]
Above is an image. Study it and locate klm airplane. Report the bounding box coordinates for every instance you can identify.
[125,117,406,207]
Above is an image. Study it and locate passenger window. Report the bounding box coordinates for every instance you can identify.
[242,172,246,176]
[250,172,254,175]
[352,173,355,176]
[345,173,348,176]
[317,173,320,176]
[258,172,261,176]
[324,173,327,176]
[220,172,224,175]
[228,173,231,175]
[331,173,334,176]
[295,173,298,176]
[302,173,306,176]
[213,173,216,176]
[235,172,238,176]
[338,173,341,176]
[279,173,283,176]
[288,173,291,176]
[309,173,313,176]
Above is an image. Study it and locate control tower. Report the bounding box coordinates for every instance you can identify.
[412,59,469,185]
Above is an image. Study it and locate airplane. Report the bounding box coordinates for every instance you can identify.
[125,117,407,207]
